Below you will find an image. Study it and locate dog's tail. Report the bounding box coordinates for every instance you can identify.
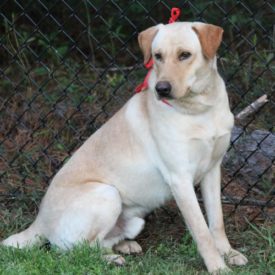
[1,221,44,248]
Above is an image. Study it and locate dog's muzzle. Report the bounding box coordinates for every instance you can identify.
[155,81,172,99]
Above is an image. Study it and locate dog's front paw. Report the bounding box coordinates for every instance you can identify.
[225,249,248,266]
[207,257,231,275]
[114,240,142,254]
[103,254,126,266]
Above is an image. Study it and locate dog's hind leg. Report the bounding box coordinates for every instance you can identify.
[101,216,144,265]
[102,212,145,255]
[112,217,144,254]
[43,183,123,250]
[44,182,130,265]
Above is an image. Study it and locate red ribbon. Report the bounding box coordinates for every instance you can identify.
[135,7,181,103]
[169,8,181,23]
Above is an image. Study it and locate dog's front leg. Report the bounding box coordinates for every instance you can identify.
[169,175,229,274]
[200,163,248,266]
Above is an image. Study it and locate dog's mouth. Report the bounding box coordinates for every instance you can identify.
[155,89,192,102]
[156,93,174,101]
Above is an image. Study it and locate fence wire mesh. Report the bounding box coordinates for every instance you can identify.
[0,0,274,229]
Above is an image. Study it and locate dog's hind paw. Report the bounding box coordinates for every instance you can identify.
[103,254,126,266]
[114,240,142,255]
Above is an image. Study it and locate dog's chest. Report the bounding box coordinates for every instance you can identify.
[189,130,230,182]
[154,112,232,182]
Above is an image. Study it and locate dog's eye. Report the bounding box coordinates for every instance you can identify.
[154,53,162,61]
[179,52,191,61]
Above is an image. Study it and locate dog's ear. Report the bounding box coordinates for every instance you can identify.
[138,26,159,65]
[192,23,223,59]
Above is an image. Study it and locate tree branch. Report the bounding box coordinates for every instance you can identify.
[235,94,268,121]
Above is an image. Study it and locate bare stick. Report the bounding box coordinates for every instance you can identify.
[220,196,275,207]
[198,196,275,207]
[235,94,268,121]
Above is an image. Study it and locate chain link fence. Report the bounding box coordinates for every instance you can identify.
[0,0,274,231]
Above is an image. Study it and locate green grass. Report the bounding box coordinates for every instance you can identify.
[0,223,274,275]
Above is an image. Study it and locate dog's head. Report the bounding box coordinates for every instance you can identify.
[138,22,223,102]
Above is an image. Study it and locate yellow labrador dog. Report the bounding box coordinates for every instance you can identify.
[2,22,248,273]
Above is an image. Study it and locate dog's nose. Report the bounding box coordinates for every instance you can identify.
[155,81,172,98]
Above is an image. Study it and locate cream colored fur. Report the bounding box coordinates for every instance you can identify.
[2,22,248,274]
